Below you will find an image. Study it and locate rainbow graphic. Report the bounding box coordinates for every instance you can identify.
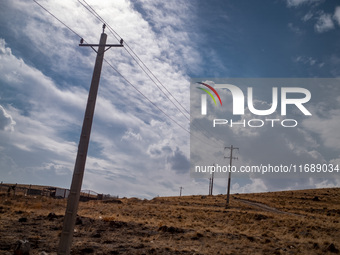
[196,82,222,106]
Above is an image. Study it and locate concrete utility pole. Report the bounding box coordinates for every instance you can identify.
[208,164,214,196]
[179,187,183,197]
[57,24,123,255]
[225,145,238,208]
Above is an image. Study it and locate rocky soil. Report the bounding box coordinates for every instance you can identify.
[1,188,340,254]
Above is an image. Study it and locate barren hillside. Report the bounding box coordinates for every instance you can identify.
[1,188,339,254]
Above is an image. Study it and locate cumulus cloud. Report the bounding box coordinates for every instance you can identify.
[1,0,338,197]
[294,56,318,66]
[302,12,313,22]
[167,147,190,174]
[121,129,142,141]
[147,142,172,158]
[232,179,269,194]
[302,109,340,150]
[288,23,303,34]
[286,0,323,8]
[0,105,16,131]
[315,13,335,33]
[0,0,200,198]
[334,6,340,26]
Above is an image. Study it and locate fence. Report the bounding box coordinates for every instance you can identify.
[0,182,117,201]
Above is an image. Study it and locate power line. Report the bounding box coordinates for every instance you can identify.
[103,58,191,134]
[124,43,190,117]
[32,0,222,149]
[76,0,120,42]
[32,0,188,132]
[33,0,83,39]
[78,0,190,120]
[77,0,225,147]
[104,58,225,149]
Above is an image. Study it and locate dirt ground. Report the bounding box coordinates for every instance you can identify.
[0,187,340,254]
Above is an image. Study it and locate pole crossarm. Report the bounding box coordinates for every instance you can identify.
[79,44,124,47]
[79,43,124,53]
[224,146,239,154]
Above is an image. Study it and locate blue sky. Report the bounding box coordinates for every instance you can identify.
[0,0,340,198]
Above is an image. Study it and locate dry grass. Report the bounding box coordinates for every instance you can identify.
[0,188,339,254]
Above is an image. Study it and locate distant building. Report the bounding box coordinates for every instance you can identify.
[46,187,70,198]
[27,188,42,196]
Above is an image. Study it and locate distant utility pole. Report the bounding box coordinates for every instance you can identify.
[179,187,183,197]
[208,164,214,196]
[57,24,123,255]
[225,145,238,208]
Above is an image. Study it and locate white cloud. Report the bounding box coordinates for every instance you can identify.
[302,109,340,150]
[134,0,204,74]
[121,129,142,141]
[0,39,11,55]
[294,55,325,69]
[315,13,335,33]
[302,12,313,22]
[232,179,269,194]
[286,0,323,8]
[294,56,318,66]
[1,0,338,197]
[0,0,200,198]
[167,147,190,174]
[308,176,340,188]
[288,23,303,34]
[334,6,340,26]
[0,105,16,131]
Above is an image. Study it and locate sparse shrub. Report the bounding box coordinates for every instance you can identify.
[3,200,12,206]
[31,202,43,209]
[102,216,115,222]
